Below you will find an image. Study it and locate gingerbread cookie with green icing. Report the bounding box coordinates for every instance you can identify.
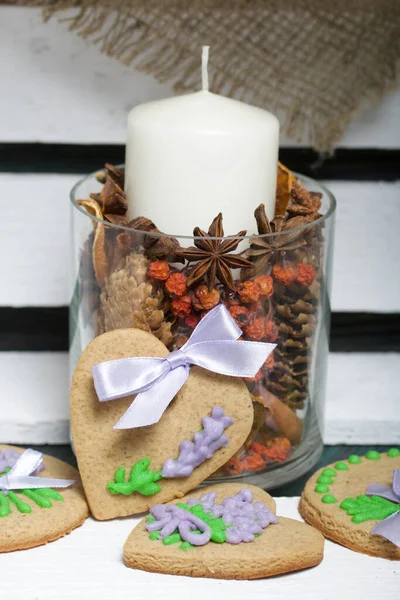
[124,483,324,579]
[299,449,400,559]
[0,445,89,553]
[70,327,255,520]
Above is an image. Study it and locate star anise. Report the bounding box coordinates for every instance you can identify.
[286,180,322,221]
[91,164,127,218]
[241,204,309,278]
[176,213,252,290]
[128,216,184,263]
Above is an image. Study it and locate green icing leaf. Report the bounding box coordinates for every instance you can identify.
[21,489,52,508]
[107,459,163,497]
[365,451,381,461]
[317,475,334,485]
[0,479,64,517]
[114,467,126,484]
[179,541,193,550]
[180,503,228,543]
[322,468,336,477]
[146,515,156,524]
[35,488,63,502]
[322,494,337,504]
[335,462,348,471]
[8,491,31,514]
[162,532,182,545]
[388,448,400,457]
[0,492,11,518]
[148,502,229,549]
[340,495,400,524]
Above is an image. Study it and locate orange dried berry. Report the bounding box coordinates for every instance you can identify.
[272,262,298,285]
[192,285,221,311]
[264,320,278,342]
[264,438,291,463]
[236,280,261,304]
[165,272,188,297]
[296,263,316,286]
[241,454,265,472]
[227,297,240,307]
[224,457,244,476]
[248,300,263,314]
[248,442,270,459]
[243,368,264,383]
[171,294,192,317]
[253,274,274,298]
[185,313,199,329]
[228,305,251,327]
[147,260,170,281]
[243,316,265,341]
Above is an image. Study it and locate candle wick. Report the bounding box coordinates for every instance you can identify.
[201,46,210,92]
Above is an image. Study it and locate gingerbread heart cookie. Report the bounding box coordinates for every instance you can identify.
[124,482,324,579]
[70,328,255,520]
[0,445,89,553]
[299,449,400,559]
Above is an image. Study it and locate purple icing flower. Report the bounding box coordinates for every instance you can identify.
[187,492,217,511]
[161,407,233,478]
[147,488,278,547]
[209,489,278,544]
[147,504,211,545]
[0,449,45,475]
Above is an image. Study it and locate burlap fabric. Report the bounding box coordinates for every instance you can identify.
[16,0,400,150]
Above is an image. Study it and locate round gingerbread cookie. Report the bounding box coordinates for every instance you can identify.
[0,445,89,553]
[299,449,400,559]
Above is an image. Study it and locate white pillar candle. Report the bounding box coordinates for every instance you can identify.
[125,47,279,236]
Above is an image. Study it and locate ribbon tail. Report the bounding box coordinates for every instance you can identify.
[4,475,75,490]
[113,366,190,429]
[182,304,241,347]
[393,470,400,498]
[92,357,167,401]
[9,448,44,477]
[366,483,400,504]
[184,340,276,378]
[371,511,400,548]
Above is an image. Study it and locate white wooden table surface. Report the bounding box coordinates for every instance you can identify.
[2,497,399,599]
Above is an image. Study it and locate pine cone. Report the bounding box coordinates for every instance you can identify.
[266,282,319,410]
[97,252,173,348]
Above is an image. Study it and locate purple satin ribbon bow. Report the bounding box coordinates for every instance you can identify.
[366,469,400,547]
[92,304,276,430]
[0,449,75,493]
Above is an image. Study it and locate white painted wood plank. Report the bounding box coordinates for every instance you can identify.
[0,6,171,144]
[0,173,74,306]
[327,181,400,313]
[325,353,400,444]
[1,497,399,599]
[1,174,399,312]
[1,6,400,148]
[0,352,70,444]
[0,352,399,445]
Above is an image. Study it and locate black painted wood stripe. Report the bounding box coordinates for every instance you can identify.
[0,143,399,181]
[0,307,68,352]
[0,307,399,352]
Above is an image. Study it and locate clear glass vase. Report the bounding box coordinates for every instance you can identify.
[70,169,336,489]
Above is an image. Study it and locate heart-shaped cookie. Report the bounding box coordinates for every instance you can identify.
[124,482,324,579]
[70,328,254,520]
[299,450,400,559]
[0,445,89,553]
